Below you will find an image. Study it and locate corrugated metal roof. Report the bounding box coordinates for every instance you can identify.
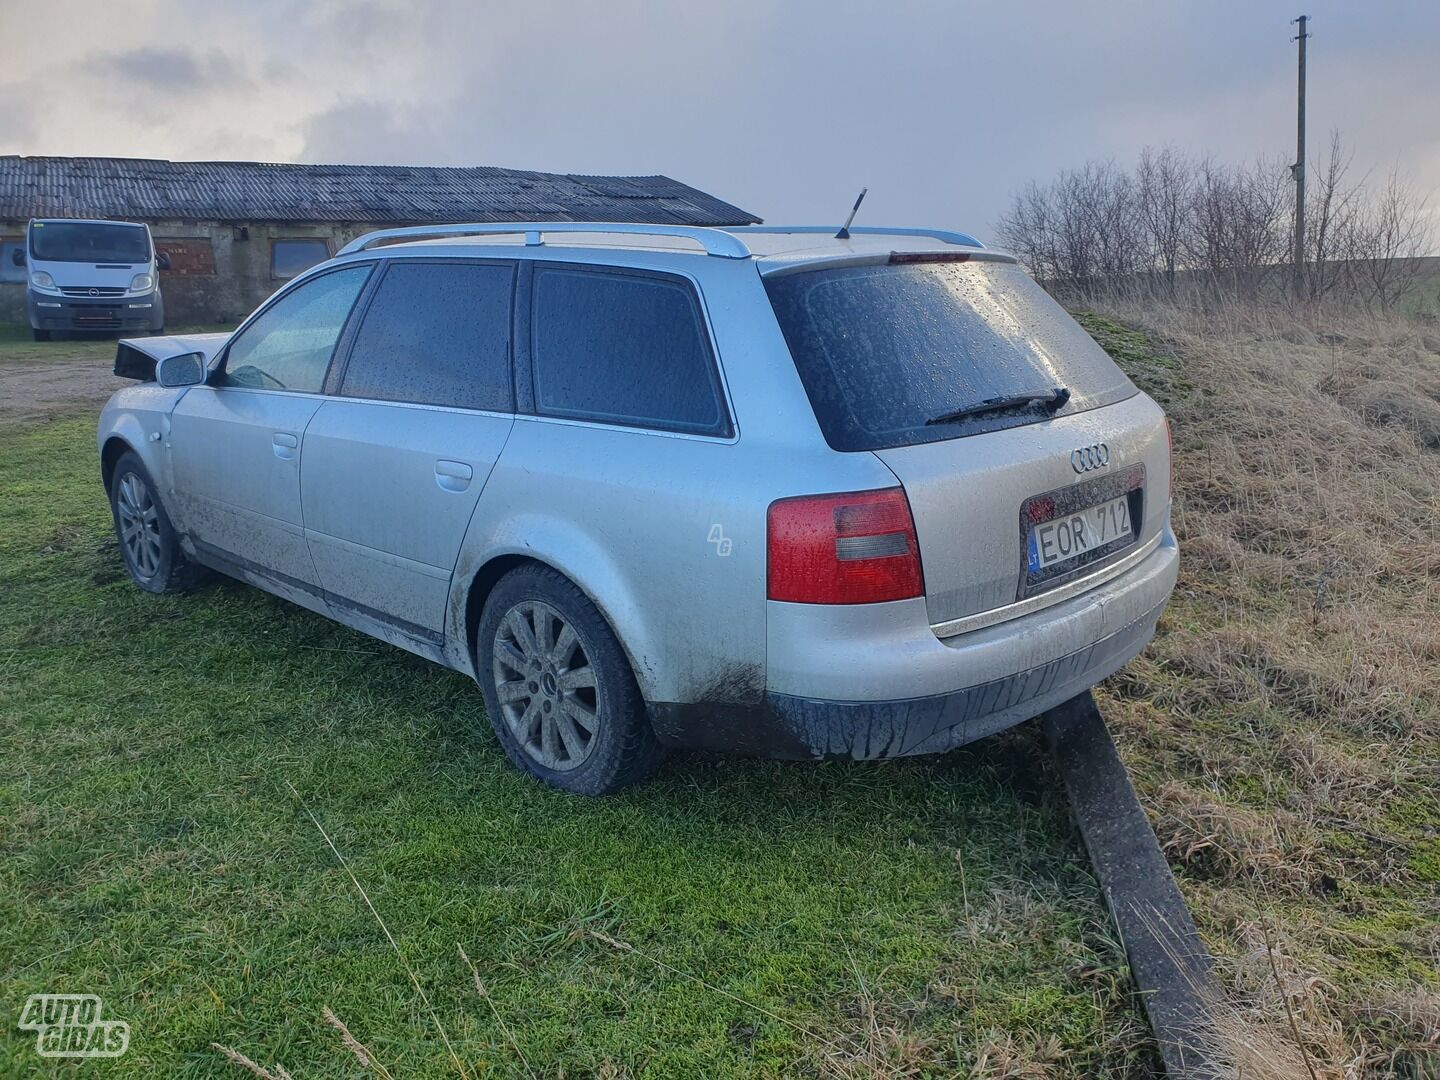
[0,156,760,226]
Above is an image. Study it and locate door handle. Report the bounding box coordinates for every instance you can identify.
[272,432,299,459]
[435,459,473,493]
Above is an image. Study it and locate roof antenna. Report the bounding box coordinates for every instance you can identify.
[835,187,867,239]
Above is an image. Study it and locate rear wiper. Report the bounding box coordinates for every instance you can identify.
[925,387,1071,426]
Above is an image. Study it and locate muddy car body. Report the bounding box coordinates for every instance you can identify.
[97,222,1177,793]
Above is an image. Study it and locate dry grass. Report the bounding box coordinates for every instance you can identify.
[5,303,1434,1077]
[1084,298,1440,1078]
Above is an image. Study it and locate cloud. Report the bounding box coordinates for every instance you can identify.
[297,101,444,166]
[0,0,1435,246]
[0,86,36,146]
[87,46,251,95]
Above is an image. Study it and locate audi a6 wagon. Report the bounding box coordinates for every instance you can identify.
[98,222,1177,794]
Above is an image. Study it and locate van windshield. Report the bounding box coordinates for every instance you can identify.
[764,259,1136,451]
[30,222,150,264]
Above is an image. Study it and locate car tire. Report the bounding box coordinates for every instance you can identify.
[32,328,50,342]
[476,564,664,795]
[108,451,203,594]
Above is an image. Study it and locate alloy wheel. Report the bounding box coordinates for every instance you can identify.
[492,600,600,771]
[116,472,163,579]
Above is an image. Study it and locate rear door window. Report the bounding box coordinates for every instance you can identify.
[764,259,1137,451]
[530,266,730,436]
[340,261,515,412]
[222,265,371,392]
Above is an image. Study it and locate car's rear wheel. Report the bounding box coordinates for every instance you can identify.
[108,451,202,594]
[476,565,663,795]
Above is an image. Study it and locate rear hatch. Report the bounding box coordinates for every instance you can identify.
[763,254,1170,628]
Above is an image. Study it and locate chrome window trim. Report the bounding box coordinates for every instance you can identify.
[319,394,515,421]
[931,530,1164,640]
[512,412,740,445]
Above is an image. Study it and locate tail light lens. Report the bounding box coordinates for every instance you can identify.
[767,487,924,604]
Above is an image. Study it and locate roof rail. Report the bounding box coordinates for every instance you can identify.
[726,225,985,249]
[337,222,753,259]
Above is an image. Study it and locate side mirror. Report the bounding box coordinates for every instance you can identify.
[155,351,206,388]
[10,248,23,267]
[155,252,171,271]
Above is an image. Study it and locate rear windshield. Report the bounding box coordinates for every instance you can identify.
[30,222,150,264]
[764,259,1136,451]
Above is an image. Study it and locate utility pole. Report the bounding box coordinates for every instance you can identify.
[1291,15,1309,300]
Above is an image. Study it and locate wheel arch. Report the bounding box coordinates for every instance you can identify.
[455,548,658,701]
[100,435,138,494]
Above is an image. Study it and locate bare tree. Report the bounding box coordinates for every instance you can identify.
[995,137,1431,313]
[1350,171,1433,311]
[1136,146,1193,297]
[1304,131,1365,302]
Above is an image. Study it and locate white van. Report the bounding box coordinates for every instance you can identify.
[15,218,168,341]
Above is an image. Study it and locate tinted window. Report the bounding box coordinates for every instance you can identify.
[0,240,24,283]
[223,266,370,392]
[765,259,1137,451]
[341,261,514,411]
[272,238,331,279]
[532,268,728,436]
[30,222,149,263]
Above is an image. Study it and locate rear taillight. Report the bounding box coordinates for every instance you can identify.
[767,487,924,604]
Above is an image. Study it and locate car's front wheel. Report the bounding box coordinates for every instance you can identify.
[108,451,202,594]
[32,328,50,342]
[476,565,663,795]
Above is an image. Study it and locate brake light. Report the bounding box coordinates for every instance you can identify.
[889,251,971,264]
[767,488,923,604]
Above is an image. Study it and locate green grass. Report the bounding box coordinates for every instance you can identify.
[6,310,1433,1077]
[0,418,1152,1076]
[0,322,233,364]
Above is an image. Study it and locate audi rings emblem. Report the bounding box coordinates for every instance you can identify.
[1070,443,1110,473]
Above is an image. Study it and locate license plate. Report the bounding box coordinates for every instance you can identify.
[1028,495,1133,572]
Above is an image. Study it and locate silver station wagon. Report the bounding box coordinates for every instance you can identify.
[98,222,1178,794]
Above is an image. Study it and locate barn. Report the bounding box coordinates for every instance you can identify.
[0,156,759,326]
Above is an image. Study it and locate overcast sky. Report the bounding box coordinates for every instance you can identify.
[1,1,1437,243]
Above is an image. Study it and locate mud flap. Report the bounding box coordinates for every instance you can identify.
[1040,691,1223,1079]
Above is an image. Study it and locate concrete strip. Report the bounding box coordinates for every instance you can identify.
[1041,691,1223,1079]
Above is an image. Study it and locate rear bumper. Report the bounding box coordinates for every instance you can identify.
[761,598,1165,758]
[651,596,1166,759]
[650,525,1177,759]
[28,289,164,331]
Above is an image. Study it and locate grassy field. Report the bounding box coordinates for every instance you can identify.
[1,307,1437,1078]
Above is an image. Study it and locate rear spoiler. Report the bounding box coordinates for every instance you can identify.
[113,333,232,381]
[759,249,1017,279]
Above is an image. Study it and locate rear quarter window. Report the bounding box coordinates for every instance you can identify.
[530,267,730,436]
[764,259,1136,451]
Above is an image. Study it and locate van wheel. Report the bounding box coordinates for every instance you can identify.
[476,565,663,795]
[32,328,50,342]
[108,452,202,594]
